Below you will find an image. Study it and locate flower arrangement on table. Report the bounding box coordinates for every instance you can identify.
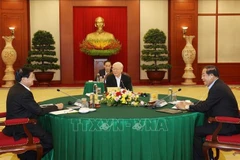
[100,89,145,107]
[80,39,121,56]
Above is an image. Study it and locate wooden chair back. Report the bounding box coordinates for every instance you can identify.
[0,112,43,160]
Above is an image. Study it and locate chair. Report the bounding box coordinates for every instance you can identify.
[203,116,240,160]
[0,112,43,160]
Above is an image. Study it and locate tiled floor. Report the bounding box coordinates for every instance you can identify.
[0,85,240,160]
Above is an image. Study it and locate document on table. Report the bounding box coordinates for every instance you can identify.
[86,93,103,97]
[49,109,78,115]
[156,108,183,114]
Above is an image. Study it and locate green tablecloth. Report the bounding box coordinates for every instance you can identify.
[40,95,204,160]
[83,81,105,95]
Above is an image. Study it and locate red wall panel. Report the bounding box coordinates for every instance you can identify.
[73,7,127,82]
[60,0,140,84]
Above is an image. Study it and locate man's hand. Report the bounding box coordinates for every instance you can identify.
[55,103,64,110]
[176,101,186,109]
[176,101,193,110]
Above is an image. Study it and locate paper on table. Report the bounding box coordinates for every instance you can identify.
[172,106,177,109]
[155,100,168,107]
[168,101,180,105]
[49,109,78,115]
[169,100,192,105]
[67,106,81,110]
[86,93,103,97]
[86,93,93,96]
[40,104,54,108]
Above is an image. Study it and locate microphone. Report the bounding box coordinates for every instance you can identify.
[120,80,126,89]
[155,88,182,108]
[56,89,81,105]
[190,91,207,106]
[160,88,181,101]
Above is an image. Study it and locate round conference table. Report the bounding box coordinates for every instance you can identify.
[39,94,204,160]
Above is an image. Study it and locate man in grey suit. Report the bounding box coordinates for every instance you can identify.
[176,65,239,160]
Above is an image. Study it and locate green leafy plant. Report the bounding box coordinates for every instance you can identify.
[25,30,60,72]
[141,28,171,71]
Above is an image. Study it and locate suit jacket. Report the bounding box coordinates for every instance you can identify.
[3,82,58,140]
[189,79,239,118]
[98,69,107,77]
[105,73,133,91]
[95,69,112,81]
[190,79,240,134]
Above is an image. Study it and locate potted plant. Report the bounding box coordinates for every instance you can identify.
[24,30,60,85]
[141,28,171,83]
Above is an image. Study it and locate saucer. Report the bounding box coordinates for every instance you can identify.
[88,108,96,112]
[79,108,96,113]
[79,108,89,113]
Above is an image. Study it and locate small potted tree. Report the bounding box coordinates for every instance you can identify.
[141,28,171,83]
[25,30,60,85]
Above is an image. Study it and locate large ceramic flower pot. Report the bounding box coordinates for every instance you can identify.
[34,72,54,86]
[182,35,196,85]
[1,36,17,87]
[146,71,166,84]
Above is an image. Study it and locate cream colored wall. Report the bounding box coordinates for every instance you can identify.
[30,0,60,80]
[198,0,240,63]
[28,1,240,80]
[218,16,240,62]
[29,0,168,80]
[198,16,216,63]
[140,0,168,80]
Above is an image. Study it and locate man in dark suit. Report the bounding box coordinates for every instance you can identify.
[176,65,239,160]
[105,62,132,91]
[2,67,64,160]
[97,60,112,78]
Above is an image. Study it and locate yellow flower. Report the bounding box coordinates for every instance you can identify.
[100,89,143,106]
[106,95,111,99]
[122,94,127,98]
[121,98,127,104]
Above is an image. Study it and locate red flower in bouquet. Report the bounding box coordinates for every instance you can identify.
[100,89,145,107]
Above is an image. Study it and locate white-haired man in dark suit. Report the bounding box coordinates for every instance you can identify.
[105,62,132,91]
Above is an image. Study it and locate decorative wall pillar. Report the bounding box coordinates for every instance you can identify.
[1,36,17,87]
[182,35,196,85]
